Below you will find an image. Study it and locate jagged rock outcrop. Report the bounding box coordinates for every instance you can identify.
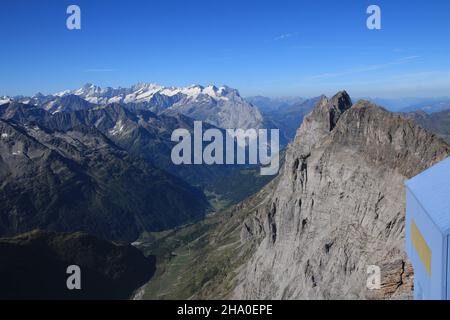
[233,92,450,299]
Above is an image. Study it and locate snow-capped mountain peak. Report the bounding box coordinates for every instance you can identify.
[51,83,244,106]
[3,83,264,130]
[63,83,263,129]
[0,96,12,105]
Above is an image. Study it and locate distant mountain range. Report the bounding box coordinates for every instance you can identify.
[5,83,264,131]
[5,85,449,147]
[399,99,450,113]
[245,96,306,113]
[245,95,450,114]
[263,96,324,141]
[361,97,450,113]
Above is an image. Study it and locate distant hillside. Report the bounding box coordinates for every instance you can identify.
[245,96,305,113]
[264,96,323,142]
[361,97,450,113]
[401,109,450,144]
[400,99,450,113]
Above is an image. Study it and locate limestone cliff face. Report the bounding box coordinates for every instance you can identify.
[233,92,450,299]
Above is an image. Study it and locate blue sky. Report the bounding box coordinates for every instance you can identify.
[1,0,449,98]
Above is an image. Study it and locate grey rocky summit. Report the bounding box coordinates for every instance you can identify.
[232,92,450,299]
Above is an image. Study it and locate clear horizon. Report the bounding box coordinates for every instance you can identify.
[1,0,449,98]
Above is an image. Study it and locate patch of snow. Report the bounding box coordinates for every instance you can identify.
[108,96,123,103]
[203,85,218,97]
[54,90,70,97]
[181,85,203,97]
[109,120,125,136]
[0,98,11,105]
[160,87,181,97]
[44,100,57,111]
[136,90,157,100]
[85,97,99,104]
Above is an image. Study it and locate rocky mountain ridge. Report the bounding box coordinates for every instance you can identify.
[3,83,264,131]
[232,92,450,299]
